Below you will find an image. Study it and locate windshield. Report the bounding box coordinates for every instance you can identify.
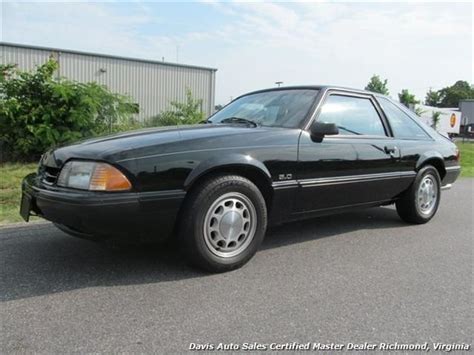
[209,89,319,128]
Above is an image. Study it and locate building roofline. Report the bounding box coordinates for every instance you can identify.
[0,41,218,72]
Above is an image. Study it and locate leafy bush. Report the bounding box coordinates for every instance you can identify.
[414,106,426,117]
[146,88,204,127]
[365,74,389,95]
[431,111,442,130]
[0,59,138,162]
[398,89,419,108]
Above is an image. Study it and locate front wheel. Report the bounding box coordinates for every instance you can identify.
[396,165,441,224]
[179,175,267,272]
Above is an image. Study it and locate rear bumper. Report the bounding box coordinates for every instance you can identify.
[22,173,185,241]
[442,166,461,188]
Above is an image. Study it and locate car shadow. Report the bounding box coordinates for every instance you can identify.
[0,207,406,302]
[262,206,407,250]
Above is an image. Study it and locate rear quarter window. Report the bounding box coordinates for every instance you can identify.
[378,97,431,140]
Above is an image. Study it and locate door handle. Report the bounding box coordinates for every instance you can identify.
[384,145,398,156]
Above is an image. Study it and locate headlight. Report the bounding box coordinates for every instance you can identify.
[57,161,132,191]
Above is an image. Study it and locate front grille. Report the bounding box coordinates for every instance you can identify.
[38,165,60,185]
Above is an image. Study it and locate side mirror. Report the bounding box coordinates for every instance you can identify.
[310,122,339,142]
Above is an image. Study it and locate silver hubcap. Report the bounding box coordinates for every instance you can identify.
[203,192,257,258]
[416,175,438,215]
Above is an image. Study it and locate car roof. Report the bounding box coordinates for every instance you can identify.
[240,85,389,99]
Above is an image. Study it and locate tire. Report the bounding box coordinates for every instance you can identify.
[178,174,267,272]
[396,165,441,224]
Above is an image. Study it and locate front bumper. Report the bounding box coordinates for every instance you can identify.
[21,173,185,241]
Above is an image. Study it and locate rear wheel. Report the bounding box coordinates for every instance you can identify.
[179,174,267,272]
[396,165,441,224]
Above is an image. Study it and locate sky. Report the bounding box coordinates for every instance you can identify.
[1,1,473,105]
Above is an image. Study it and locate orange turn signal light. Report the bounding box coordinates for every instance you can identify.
[89,163,132,191]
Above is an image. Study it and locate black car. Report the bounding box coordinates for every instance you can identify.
[21,86,461,272]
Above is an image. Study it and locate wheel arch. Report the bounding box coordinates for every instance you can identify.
[416,152,446,179]
[183,154,274,210]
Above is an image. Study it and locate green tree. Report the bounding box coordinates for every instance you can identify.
[147,88,204,127]
[437,80,474,108]
[0,59,138,162]
[424,89,441,106]
[398,89,419,108]
[364,74,389,95]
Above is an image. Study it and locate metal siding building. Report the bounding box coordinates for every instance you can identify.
[0,42,217,120]
[459,100,474,125]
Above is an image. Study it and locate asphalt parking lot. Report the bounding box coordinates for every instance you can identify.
[1,179,472,353]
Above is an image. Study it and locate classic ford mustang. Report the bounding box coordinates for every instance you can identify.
[21,86,461,272]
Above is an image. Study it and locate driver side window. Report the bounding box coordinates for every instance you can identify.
[318,94,387,136]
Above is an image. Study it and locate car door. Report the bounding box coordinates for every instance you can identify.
[295,90,403,213]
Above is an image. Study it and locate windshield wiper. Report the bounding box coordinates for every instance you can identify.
[220,117,258,127]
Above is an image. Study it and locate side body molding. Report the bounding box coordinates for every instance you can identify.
[183,153,272,189]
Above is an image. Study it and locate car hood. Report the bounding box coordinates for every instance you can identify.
[40,124,281,168]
